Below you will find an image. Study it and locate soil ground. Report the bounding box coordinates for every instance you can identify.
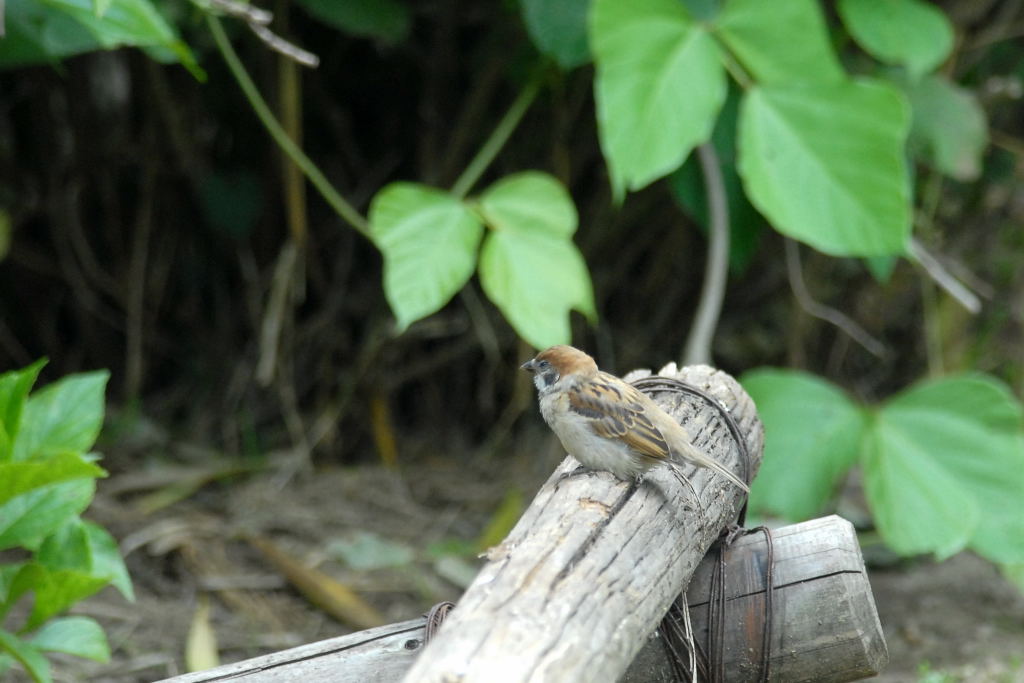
[16,452,1024,683]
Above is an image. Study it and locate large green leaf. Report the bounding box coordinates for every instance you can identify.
[715,0,844,85]
[0,630,51,683]
[868,375,1024,562]
[31,0,201,75]
[742,369,865,520]
[863,411,977,559]
[293,0,410,44]
[520,0,591,69]
[0,360,45,461]
[368,183,484,331]
[838,0,953,80]
[477,172,577,238]
[591,0,726,198]
[738,79,911,256]
[863,375,1024,561]
[13,370,109,461]
[43,0,175,47]
[901,73,988,182]
[0,453,106,507]
[30,617,110,662]
[0,480,95,551]
[0,0,103,67]
[477,172,595,348]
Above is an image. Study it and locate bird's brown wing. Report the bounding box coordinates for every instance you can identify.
[566,372,670,462]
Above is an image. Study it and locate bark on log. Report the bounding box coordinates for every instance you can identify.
[400,364,762,682]
[157,516,887,683]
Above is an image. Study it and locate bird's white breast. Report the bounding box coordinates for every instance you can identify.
[539,389,650,481]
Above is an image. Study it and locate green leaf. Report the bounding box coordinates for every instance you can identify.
[327,531,415,571]
[520,0,591,68]
[30,616,109,662]
[864,255,898,283]
[737,79,911,256]
[901,73,988,182]
[38,519,133,600]
[477,173,595,348]
[0,453,106,507]
[0,630,51,683]
[680,0,720,21]
[838,0,953,79]
[9,563,108,632]
[0,564,26,612]
[0,0,103,67]
[14,370,109,461]
[715,0,844,85]
[40,0,167,47]
[863,412,977,560]
[0,480,95,551]
[477,172,577,238]
[0,360,46,461]
[80,522,134,600]
[591,0,726,197]
[868,375,1024,562]
[369,183,484,331]
[668,86,764,272]
[293,0,410,44]
[741,369,866,520]
[92,0,113,16]
[36,0,202,77]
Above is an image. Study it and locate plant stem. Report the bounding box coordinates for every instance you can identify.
[784,239,888,358]
[718,48,754,90]
[907,238,981,314]
[451,67,544,199]
[683,143,730,366]
[206,14,371,238]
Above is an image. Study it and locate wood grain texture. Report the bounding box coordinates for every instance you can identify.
[158,517,887,683]
[632,515,889,682]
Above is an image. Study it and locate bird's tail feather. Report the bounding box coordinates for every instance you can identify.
[672,442,750,492]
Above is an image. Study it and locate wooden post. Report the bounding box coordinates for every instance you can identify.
[398,364,760,682]
[157,516,887,683]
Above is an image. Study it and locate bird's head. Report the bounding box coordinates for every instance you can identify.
[520,345,598,394]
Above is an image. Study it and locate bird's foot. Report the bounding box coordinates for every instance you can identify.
[553,464,590,491]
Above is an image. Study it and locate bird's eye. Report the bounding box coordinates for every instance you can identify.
[538,360,550,369]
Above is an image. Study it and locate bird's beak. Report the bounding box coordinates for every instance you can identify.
[520,359,536,372]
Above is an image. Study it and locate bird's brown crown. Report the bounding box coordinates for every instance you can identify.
[534,345,599,376]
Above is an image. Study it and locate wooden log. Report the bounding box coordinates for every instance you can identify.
[157,516,887,683]
[625,515,888,682]
[399,364,761,682]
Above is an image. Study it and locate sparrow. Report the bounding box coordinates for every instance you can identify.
[521,345,749,493]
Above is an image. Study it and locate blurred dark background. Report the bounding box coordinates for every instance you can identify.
[3,1,1020,474]
[2,1,1024,680]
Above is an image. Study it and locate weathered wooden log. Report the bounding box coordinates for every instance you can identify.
[401,364,761,682]
[626,515,888,682]
[157,516,886,682]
